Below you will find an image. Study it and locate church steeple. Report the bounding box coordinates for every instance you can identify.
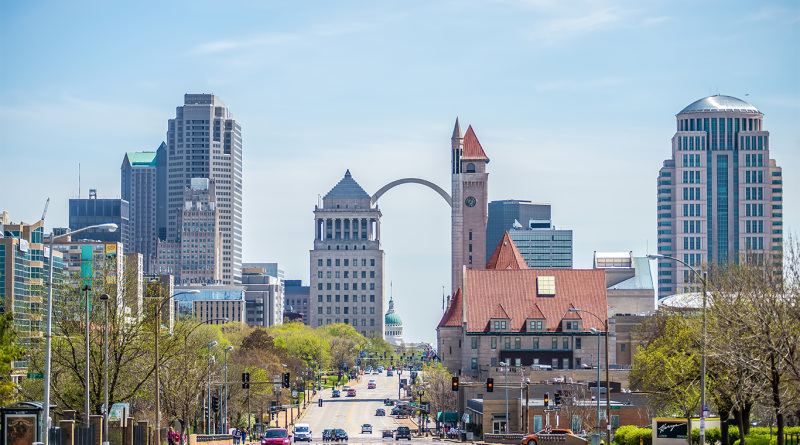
[452,118,462,139]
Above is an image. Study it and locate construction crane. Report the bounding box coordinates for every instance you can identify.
[41,198,50,222]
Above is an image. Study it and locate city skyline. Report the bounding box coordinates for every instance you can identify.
[1,0,798,344]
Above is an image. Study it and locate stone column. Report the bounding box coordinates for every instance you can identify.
[125,417,135,445]
[63,410,77,421]
[59,420,75,445]
[90,415,103,445]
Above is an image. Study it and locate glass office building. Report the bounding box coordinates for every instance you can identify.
[68,195,130,246]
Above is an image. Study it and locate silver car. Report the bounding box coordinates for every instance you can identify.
[362,424,373,434]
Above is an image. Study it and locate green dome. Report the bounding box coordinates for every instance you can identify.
[385,312,402,326]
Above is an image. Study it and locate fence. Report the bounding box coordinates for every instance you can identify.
[786,434,800,445]
[48,427,63,445]
[74,425,95,445]
[133,424,146,445]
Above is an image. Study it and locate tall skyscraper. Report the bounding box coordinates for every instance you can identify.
[656,95,783,298]
[163,94,242,283]
[309,170,385,338]
[487,200,573,268]
[121,143,166,273]
[451,119,490,293]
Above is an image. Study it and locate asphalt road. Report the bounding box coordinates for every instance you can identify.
[299,369,421,441]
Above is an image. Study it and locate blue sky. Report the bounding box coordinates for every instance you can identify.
[1,0,798,344]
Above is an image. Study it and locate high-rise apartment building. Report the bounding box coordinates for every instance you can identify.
[156,178,222,285]
[309,170,385,338]
[121,143,166,272]
[163,94,242,283]
[656,95,783,298]
[68,193,130,246]
[284,279,309,325]
[487,200,573,268]
[242,267,285,327]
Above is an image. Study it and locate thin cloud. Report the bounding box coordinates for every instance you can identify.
[191,34,297,55]
[527,7,623,42]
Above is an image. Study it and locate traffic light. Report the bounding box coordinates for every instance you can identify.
[486,378,494,392]
[283,372,290,388]
[554,392,562,406]
[211,396,219,412]
[242,372,250,389]
[205,406,209,418]
[544,392,549,407]
[451,377,459,391]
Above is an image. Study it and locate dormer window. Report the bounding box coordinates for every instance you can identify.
[565,321,581,330]
[529,320,544,331]
[493,320,507,330]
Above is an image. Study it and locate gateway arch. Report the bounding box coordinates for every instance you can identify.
[371,178,452,207]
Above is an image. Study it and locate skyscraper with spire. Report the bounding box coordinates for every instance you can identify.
[451,119,490,293]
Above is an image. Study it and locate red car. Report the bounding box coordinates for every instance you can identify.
[262,428,292,445]
[368,381,376,389]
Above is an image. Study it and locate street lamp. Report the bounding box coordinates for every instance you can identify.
[499,362,509,433]
[82,284,92,430]
[99,293,110,445]
[206,341,218,434]
[42,222,117,445]
[152,289,200,445]
[570,308,609,445]
[224,345,234,433]
[648,253,708,445]
[417,389,426,436]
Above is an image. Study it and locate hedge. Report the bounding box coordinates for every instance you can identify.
[614,426,652,445]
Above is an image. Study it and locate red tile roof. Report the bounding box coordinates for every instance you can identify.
[490,304,511,319]
[463,269,607,333]
[462,125,490,161]
[437,288,463,328]
[563,303,582,319]
[527,304,545,319]
[486,232,529,270]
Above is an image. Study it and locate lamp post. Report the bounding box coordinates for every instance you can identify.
[569,308,609,445]
[207,341,218,434]
[417,389,425,436]
[224,345,234,433]
[82,284,92,429]
[648,253,708,445]
[152,290,200,445]
[41,222,117,445]
[99,293,110,445]
[499,362,509,433]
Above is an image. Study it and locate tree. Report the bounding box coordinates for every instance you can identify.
[0,313,25,405]
[419,361,457,430]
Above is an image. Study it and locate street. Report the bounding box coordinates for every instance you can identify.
[300,370,432,442]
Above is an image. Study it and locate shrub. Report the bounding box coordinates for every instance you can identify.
[615,426,637,445]
[627,428,653,445]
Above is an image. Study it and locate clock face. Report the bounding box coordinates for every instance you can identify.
[465,196,477,207]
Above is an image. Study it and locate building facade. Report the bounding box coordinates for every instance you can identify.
[121,144,165,273]
[451,120,490,293]
[384,296,403,346]
[68,193,131,247]
[309,170,385,338]
[173,285,246,324]
[284,279,309,324]
[242,267,285,327]
[163,94,242,284]
[0,215,64,345]
[156,178,223,285]
[657,95,783,298]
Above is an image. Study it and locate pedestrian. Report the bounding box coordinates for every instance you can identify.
[167,427,176,445]
[242,429,247,443]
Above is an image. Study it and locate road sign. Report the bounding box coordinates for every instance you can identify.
[292,390,298,398]
[27,373,43,379]
[251,411,256,414]
[543,408,561,413]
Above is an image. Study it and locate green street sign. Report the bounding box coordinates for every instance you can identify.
[27,373,44,379]
[250,411,256,413]
[611,406,620,410]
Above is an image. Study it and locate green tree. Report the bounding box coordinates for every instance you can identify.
[0,313,25,404]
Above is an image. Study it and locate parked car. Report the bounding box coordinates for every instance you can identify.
[362,424,373,433]
[332,429,348,442]
[376,408,386,416]
[331,389,340,398]
[395,426,412,440]
[347,388,357,397]
[261,429,291,445]
[520,429,575,445]
[382,430,394,438]
[293,423,312,442]
[322,430,333,442]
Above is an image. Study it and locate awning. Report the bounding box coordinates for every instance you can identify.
[437,412,458,422]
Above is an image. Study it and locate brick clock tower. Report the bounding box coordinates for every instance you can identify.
[451,119,490,293]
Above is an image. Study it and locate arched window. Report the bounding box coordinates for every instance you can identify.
[466,163,476,173]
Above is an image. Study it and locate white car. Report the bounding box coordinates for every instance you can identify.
[362,424,373,434]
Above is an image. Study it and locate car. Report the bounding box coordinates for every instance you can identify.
[347,388,356,397]
[520,429,575,445]
[322,430,333,442]
[390,407,401,415]
[387,370,394,376]
[368,381,376,389]
[376,408,385,416]
[530,364,553,371]
[362,424,373,434]
[332,429,348,442]
[261,428,291,445]
[343,385,350,391]
[395,426,412,440]
[331,389,340,397]
[293,423,312,442]
[382,430,394,438]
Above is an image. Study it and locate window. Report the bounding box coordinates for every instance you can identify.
[326,295,331,302]
[575,338,581,349]
[335,259,340,266]
[563,338,569,350]
[471,358,478,370]
[326,271,331,278]
[500,321,507,330]
[537,276,555,296]
[370,295,375,302]
[494,321,499,330]
[504,337,510,349]
[335,283,340,290]
[317,308,322,314]
[344,271,349,278]
[327,259,331,266]
[491,337,497,349]
[318,295,323,302]
[370,259,375,266]
[370,319,375,326]
[370,307,375,314]
[344,259,349,266]
[466,163,476,173]
[566,321,572,330]
[362,259,366,266]
[335,295,340,302]
[472,337,478,349]
[621,343,626,352]
[370,271,375,278]
[335,307,340,314]
[369,283,375,290]
[552,338,558,349]
[514,337,521,349]
[529,320,543,331]
[533,338,539,349]
[326,307,331,314]
[318,259,323,266]
[552,358,559,369]
[318,283,323,290]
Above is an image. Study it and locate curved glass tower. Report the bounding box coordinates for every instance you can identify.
[656,95,783,298]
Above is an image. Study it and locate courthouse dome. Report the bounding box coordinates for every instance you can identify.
[678,95,760,115]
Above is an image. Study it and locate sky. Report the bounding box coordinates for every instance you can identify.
[1,0,798,345]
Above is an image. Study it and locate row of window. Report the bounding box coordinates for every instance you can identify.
[317,318,375,327]
[474,336,583,350]
[317,258,376,267]
[319,306,375,315]
[318,282,376,290]
[317,294,376,303]
[318,270,375,279]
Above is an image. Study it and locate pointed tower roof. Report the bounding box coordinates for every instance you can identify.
[527,303,545,319]
[437,288,463,328]
[490,303,511,319]
[452,118,462,139]
[563,303,582,319]
[486,232,529,270]
[462,125,489,161]
[324,170,371,200]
